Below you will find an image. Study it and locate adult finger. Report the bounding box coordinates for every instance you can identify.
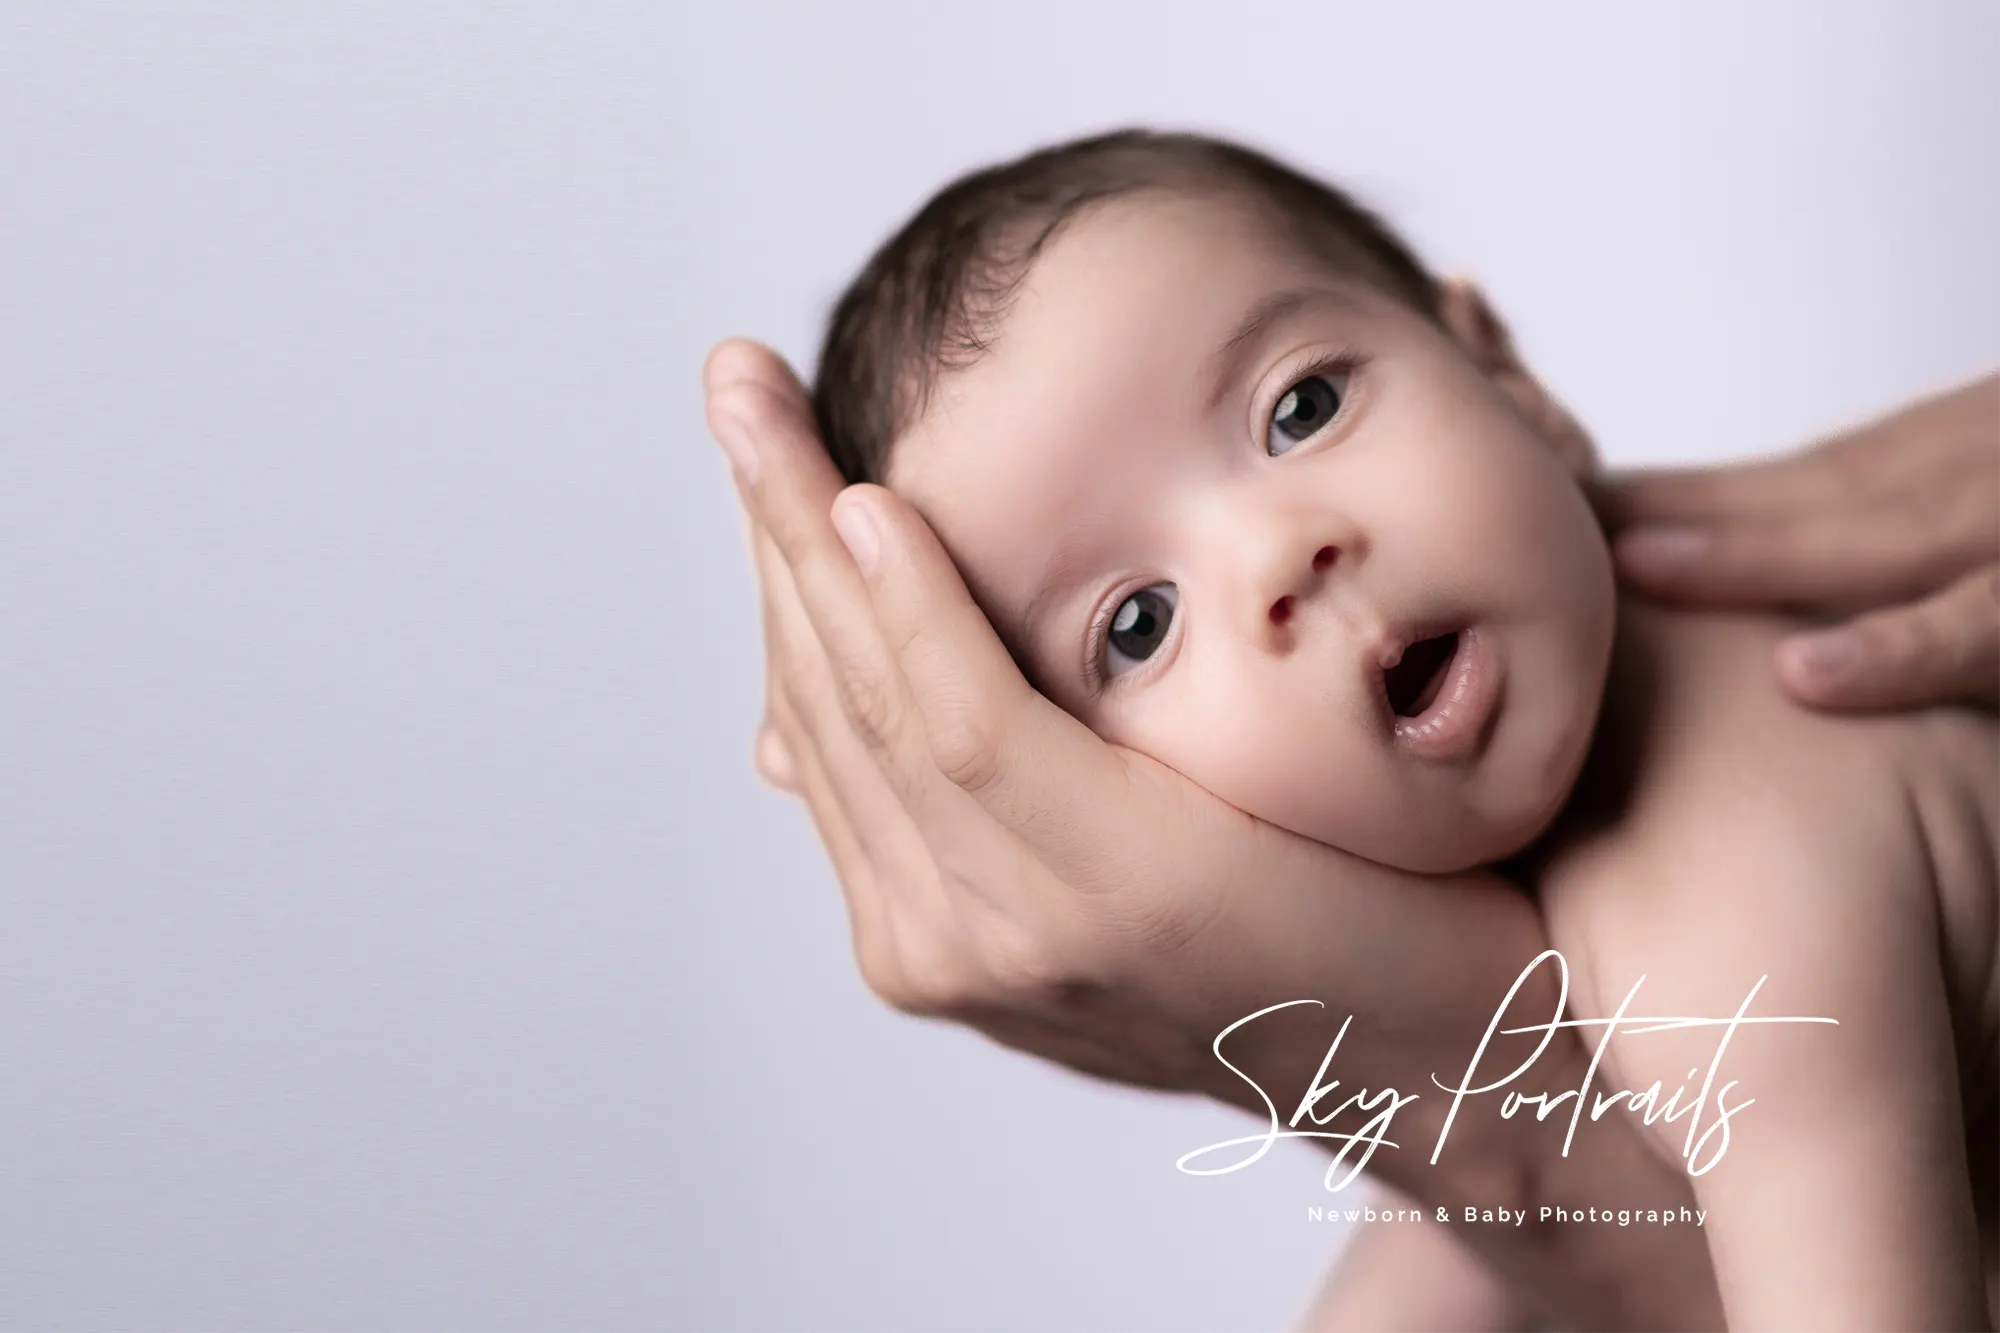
[762,577,985,1021]
[750,511,978,959]
[709,350,811,795]
[732,481,801,794]
[751,508,966,966]
[752,519,905,853]
[708,379,934,782]
[829,482,1204,893]
[1775,563,2000,710]
[753,560,895,952]
[703,335,809,401]
[1590,441,1849,531]
[778,693,901,988]
[754,583,800,793]
[1609,500,1958,609]
[703,342,1055,998]
[735,451,927,949]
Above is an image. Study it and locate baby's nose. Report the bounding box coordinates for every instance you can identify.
[1266,545,1341,628]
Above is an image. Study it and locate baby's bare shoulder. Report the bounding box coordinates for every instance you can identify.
[1529,607,1995,1329]
[1561,607,1926,848]
[1538,605,1949,1007]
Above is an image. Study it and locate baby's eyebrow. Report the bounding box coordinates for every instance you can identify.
[1201,283,1367,414]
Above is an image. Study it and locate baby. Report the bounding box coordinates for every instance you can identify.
[807,129,1998,1328]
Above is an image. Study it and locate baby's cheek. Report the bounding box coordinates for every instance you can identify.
[1116,670,1412,860]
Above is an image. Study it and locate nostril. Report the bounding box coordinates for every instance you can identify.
[1313,545,1337,572]
[1270,595,1294,625]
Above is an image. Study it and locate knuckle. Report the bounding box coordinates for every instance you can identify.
[977,922,1072,998]
[857,950,916,1012]
[893,937,976,1017]
[1866,599,1972,681]
[850,918,923,1012]
[1867,610,1932,668]
[930,707,1002,794]
[832,653,901,753]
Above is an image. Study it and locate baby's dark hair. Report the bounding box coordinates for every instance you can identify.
[810,127,1441,486]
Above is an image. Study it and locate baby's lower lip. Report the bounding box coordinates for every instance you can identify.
[1389,627,1502,762]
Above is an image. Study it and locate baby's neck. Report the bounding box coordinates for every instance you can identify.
[1497,593,1743,889]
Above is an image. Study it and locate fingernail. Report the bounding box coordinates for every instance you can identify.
[1788,631,1858,681]
[831,495,880,574]
[712,408,760,486]
[1615,527,1708,569]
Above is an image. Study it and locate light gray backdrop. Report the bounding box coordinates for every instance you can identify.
[2,3,1994,1330]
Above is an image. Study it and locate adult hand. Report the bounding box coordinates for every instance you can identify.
[704,337,1721,1331]
[1595,372,1999,711]
[705,334,1514,1104]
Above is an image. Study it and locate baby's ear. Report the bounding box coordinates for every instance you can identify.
[1435,277,1600,477]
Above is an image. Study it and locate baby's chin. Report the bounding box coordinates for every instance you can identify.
[1410,785,1577,875]
[1385,691,1605,873]
[1302,805,1559,877]
[1221,759,1571,877]
[1270,681,1603,875]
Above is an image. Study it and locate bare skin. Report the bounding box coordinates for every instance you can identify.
[1301,596,2000,1330]
[1596,372,1999,712]
[846,185,1991,1328]
[1543,601,1995,1329]
[709,342,1722,1330]
[707,300,1997,1327]
[1299,376,2000,1333]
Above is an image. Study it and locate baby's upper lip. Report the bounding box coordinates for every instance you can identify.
[1366,618,1464,673]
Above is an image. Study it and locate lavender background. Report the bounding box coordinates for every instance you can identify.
[2,2,1995,1329]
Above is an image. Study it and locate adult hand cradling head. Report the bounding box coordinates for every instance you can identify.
[705,332,1725,1331]
[706,130,1997,1330]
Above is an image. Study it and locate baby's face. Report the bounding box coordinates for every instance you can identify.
[884,194,1614,873]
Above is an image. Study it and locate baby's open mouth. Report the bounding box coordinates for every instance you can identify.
[1383,630,1461,718]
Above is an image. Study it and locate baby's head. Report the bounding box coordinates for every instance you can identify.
[812,129,1615,874]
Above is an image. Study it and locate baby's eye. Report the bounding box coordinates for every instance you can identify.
[1100,583,1177,678]
[1266,369,1350,456]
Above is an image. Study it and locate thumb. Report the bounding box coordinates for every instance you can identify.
[1775,564,2000,711]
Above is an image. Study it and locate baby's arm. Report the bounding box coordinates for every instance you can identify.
[1294,1187,1536,1332]
[1550,784,1989,1329]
